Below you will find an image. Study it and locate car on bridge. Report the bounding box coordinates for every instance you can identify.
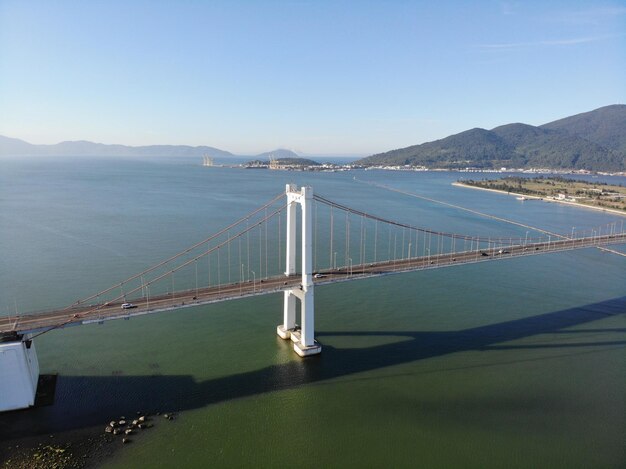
[121,303,137,309]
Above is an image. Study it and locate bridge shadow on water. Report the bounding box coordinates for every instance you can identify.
[1,296,625,441]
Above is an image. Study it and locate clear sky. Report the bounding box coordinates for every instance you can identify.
[1,1,624,155]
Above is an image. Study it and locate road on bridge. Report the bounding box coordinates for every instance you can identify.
[2,233,625,336]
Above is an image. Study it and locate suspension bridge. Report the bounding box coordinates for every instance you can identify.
[2,184,625,411]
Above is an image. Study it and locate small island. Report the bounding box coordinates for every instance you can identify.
[242,157,349,172]
[456,176,626,214]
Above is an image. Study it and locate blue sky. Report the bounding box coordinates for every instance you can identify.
[1,1,624,155]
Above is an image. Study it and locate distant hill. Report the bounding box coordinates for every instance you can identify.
[274,157,320,166]
[255,149,299,159]
[244,156,320,167]
[0,135,35,155]
[490,123,623,172]
[356,105,626,172]
[541,104,626,154]
[0,135,233,158]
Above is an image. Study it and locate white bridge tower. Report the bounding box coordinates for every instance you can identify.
[276,184,322,356]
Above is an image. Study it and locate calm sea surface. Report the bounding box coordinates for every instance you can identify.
[1,156,624,467]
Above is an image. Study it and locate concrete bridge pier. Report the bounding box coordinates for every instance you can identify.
[276,184,321,357]
[0,333,40,411]
[278,290,296,338]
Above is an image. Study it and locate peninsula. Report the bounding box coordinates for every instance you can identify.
[456,176,626,215]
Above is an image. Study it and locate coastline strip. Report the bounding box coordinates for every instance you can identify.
[355,178,626,258]
[453,182,626,218]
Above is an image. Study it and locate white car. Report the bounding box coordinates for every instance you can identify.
[314,273,326,279]
[121,303,136,309]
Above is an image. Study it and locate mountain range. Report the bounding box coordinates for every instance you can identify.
[0,135,306,162]
[3,105,624,171]
[356,105,626,172]
[0,135,235,158]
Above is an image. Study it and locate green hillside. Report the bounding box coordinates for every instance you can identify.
[541,104,626,154]
[357,105,626,172]
[274,157,320,166]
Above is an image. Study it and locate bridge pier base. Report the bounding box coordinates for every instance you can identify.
[0,333,40,412]
[276,184,321,357]
[276,325,293,340]
[277,290,297,339]
[291,288,321,357]
[278,287,321,357]
[290,332,322,357]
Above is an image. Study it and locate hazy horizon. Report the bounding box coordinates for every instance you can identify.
[1,1,624,155]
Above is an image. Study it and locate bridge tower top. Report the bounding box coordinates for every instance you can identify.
[285,183,313,280]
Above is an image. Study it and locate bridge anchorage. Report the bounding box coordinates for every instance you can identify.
[0,332,39,411]
[277,184,322,357]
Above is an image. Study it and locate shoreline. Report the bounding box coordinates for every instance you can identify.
[1,426,116,469]
[452,182,626,217]
[0,410,171,469]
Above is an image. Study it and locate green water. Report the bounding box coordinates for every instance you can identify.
[1,157,624,467]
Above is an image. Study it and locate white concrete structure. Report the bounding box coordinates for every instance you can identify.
[276,184,321,356]
[0,335,39,411]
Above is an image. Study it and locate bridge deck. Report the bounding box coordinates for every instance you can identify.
[2,234,625,336]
